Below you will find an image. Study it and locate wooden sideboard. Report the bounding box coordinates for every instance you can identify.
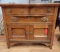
[0,4,60,49]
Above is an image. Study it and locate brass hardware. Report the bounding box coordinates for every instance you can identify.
[41,17,48,22]
[47,8,51,13]
[11,17,18,22]
[21,8,24,13]
[30,32,33,34]
[8,8,12,13]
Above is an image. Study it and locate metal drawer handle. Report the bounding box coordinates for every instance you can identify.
[8,8,12,13]
[11,17,18,22]
[41,17,48,22]
[47,8,51,13]
[21,8,24,13]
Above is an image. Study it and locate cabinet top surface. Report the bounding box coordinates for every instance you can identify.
[0,3,60,7]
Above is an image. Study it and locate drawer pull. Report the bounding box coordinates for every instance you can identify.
[41,17,48,22]
[21,9,24,13]
[47,8,51,13]
[11,17,18,22]
[9,8,12,13]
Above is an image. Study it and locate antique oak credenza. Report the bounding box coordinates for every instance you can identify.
[0,4,60,49]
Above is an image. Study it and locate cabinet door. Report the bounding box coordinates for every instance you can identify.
[7,25,27,40]
[29,24,52,41]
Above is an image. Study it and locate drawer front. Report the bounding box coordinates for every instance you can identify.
[5,7,55,15]
[30,7,55,15]
[5,7,29,15]
[6,16,53,23]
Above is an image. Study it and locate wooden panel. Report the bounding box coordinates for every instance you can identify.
[6,16,53,22]
[45,7,55,13]
[34,24,48,28]
[34,29,46,36]
[5,7,29,15]
[7,25,27,40]
[0,4,60,7]
[29,25,34,40]
[12,28,25,36]
[27,25,49,40]
[25,25,30,40]
[30,7,55,15]
[33,24,49,40]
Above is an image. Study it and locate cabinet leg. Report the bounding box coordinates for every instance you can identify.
[59,24,60,31]
[50,46,52,49]
[58,36,60,41]
[44,43,49,47]
[7,45,10,49]
[49,43,52,49]
[7,41,10,49]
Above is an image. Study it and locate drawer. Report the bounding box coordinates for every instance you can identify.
[6,16,53,23]
[30,7,55,15]
[5,7,29,15]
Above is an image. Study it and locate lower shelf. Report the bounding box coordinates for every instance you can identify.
[9,39,50,43]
